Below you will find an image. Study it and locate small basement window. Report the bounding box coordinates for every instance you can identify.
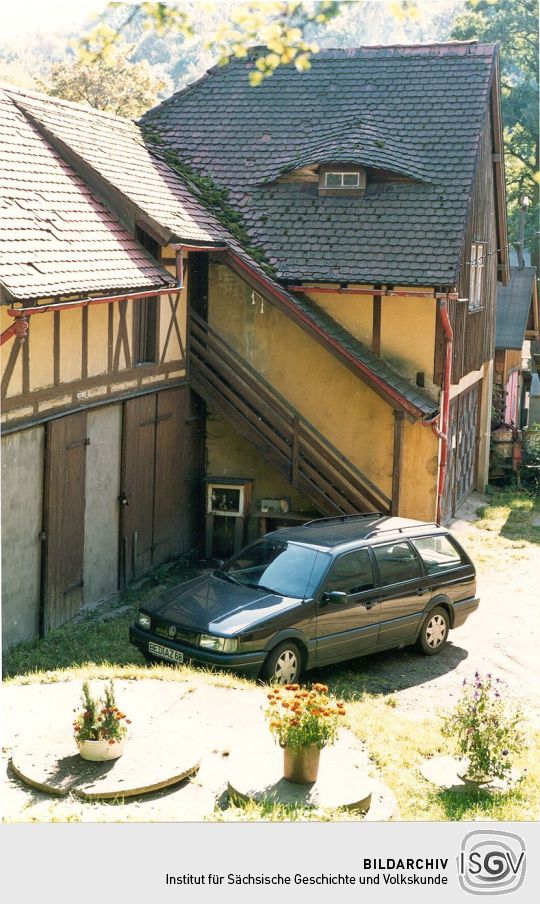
[469,241,487,312]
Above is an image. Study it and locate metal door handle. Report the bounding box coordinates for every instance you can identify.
[363,601,377,609]
[417,588,426,596]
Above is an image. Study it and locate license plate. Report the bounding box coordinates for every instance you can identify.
[148,641,184,664]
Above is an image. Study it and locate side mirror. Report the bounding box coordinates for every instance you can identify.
[322,590,348,604]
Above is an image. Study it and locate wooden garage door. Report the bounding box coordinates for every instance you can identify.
[42,412,87,632]
[120,388,204,585]
[441,381,481,523]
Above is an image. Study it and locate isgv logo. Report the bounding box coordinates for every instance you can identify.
[458,831,526,895]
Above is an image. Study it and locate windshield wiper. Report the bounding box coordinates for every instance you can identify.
[243,582,279,595]
[213,570,243,586]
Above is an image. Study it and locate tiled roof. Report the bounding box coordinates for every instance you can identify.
[143,43,497,286]
[495,267,536,350]
[0,88,174,301]
[2,84,224,249]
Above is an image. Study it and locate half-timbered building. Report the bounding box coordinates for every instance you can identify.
[1,42,508,649]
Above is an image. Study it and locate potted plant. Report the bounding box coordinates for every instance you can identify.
[265,682,346,784]
[441,672,525,785]
[73,680,131,762]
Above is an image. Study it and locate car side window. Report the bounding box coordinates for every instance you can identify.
[373,541,421,586]
[412,535,463,574]
[325,549,375,595]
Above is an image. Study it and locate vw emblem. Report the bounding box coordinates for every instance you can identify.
[167,626,177,638]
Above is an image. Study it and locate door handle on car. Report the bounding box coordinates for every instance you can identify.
[417,587,427,596]
[363,601,378,609]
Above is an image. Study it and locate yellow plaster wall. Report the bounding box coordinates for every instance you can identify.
[28,313,54,390]
[159,290,187,363]
[381,293,438,397]
[207,264,440,521]
[306,286,373,346]
[305,284,438,400]
[206,411,316,524]
[209,263,394,498]
[399,419,439,522]
[87,304,109,376]
[59,307,82,383]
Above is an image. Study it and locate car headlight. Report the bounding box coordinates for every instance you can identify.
[138,612,151,630]
[199,634,238,653]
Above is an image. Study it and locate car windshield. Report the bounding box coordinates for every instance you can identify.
[219,540,330,599]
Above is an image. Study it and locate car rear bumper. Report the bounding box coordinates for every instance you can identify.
[452,596,480,628]
[129,624,266,678]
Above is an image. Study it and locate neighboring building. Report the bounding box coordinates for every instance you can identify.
[1,41,508,649]
[493,267,539,428]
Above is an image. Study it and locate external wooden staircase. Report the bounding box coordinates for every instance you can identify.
[189,311,391,516]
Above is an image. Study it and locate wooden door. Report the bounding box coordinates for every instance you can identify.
[152,388,185,566]
[120,394,157,584]
[182,390,206,552]
[43,412,87,632]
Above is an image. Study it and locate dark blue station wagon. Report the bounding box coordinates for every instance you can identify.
[129,514,479,684]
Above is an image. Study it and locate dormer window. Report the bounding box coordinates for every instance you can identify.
[319,165,366,197]
[325,171,361,188]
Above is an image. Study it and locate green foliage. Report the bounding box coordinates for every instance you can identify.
[265,682,346,750]
[149,140,276,273]
[451,0,539,261]
[73,680,131,742]
[442,672,526,780]
[40,45,168,117]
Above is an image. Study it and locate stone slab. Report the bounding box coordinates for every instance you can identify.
[11,729,201,800]
[228,749,373,811]
[419,756,522,793]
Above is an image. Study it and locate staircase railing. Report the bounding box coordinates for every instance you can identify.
[189,311,391,516]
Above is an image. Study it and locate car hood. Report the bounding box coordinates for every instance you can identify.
[143,573,301,635]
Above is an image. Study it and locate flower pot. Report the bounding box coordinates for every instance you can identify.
[77,738,125,762]
[457,762,494,787]
[283,744,320,784]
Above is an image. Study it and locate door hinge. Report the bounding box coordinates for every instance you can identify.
[39,530,46,541]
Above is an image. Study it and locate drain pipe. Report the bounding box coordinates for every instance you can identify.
[429,295,453,524]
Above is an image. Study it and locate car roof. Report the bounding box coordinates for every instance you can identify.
[264,514,445,551]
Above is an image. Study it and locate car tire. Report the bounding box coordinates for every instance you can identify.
[415,606,450,655]
[141,650,157,664]
[261,641,302,685]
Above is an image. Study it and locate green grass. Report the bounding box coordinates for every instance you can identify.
[2,558,198,680]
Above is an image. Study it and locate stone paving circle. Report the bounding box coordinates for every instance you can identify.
[419,756,522,793]
[227,734,399,819]
[10,729,201,801]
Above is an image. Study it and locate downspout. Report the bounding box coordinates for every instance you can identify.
[422,295,453,523]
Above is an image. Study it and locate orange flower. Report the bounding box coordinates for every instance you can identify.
[284,684,300,691]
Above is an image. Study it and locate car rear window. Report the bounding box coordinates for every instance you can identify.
[373,541,422,585]
[412,535,463,573]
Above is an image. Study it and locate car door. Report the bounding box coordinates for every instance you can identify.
[315,548,381,665]
[371,540,429,649]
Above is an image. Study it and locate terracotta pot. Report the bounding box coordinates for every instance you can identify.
[283,744,320,784]
[77,738,125,762]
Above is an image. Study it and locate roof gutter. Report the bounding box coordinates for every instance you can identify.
[1,285,181,347]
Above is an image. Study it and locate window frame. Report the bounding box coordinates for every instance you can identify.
[324,171,361,189]
[411,533,465,575]
[323,547,376,597]
[468,241,487,312]
[370,539,424,588]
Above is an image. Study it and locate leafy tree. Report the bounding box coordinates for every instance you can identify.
[42,45,169,118]
[451,0,539,267]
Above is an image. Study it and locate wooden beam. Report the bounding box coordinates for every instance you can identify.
[391,411,404,515]
[372,296,381,356]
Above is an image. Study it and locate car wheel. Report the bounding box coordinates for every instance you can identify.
[416,606,450,655]
[261,641,302,685]
[141,651,157,664]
